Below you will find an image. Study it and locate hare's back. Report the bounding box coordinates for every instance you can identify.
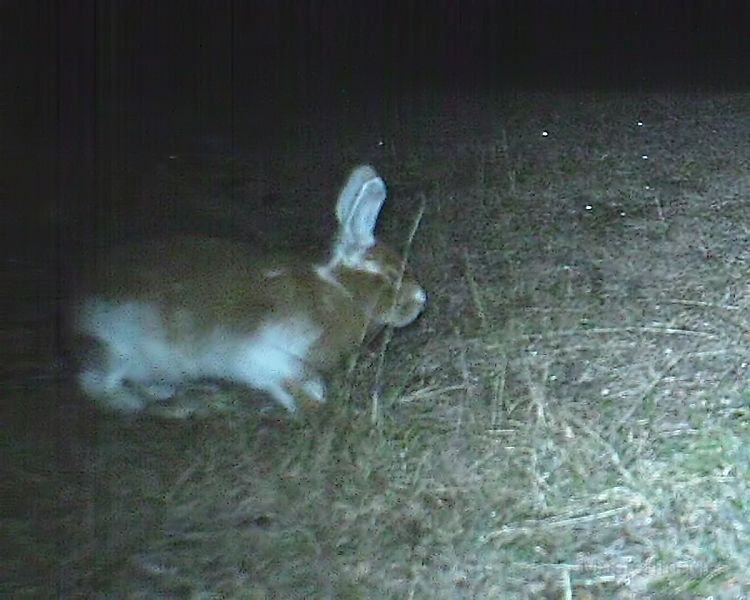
[92,236,258,294]
[73,236,279,335]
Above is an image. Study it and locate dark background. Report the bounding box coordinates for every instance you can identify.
[1,1,748,254]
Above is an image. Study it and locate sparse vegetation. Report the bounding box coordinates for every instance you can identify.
[4,91,750,598]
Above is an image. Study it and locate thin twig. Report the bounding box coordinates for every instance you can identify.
[371,197,426,425]
[486,326,720,346]
[487,505,631,539]
[490,355,508,429]
[664,298,741,311]
[562,569,573,600]
[463,248,488,329]
[608,350,685,436]
[564,411,640,491]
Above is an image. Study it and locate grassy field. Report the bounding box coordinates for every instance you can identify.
[4,91,750,598]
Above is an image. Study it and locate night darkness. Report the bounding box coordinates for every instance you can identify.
[3,1,748,249]
[8,2,749,114]
[3,2,748,241]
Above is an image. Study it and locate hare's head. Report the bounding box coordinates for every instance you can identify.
[318,165,426,330]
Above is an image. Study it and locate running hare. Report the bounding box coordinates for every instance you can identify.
[71,165,426,414]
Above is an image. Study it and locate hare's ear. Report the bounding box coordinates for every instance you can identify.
[332,165,386,265]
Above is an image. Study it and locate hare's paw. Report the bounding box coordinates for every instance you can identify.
[261,373,327,413]
[78,368,146,412]
[264,383,299,413]
[284,374,327,411]
[297,375,327,405]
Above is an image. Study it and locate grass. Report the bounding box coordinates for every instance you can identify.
[3,90,750,598]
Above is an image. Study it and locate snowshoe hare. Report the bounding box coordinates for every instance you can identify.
[70,165,426,415]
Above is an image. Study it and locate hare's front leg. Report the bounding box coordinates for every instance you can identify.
[253,367,326,413]
[231,344,327,412]
[283,371,327,409]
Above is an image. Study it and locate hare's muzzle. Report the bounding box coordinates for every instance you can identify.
[388,282,427,328]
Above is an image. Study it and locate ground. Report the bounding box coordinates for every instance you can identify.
[3,90,750,598]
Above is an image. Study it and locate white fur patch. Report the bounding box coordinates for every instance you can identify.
[79,299,182,381]
[228,317,323,411]
[77,298,323,412]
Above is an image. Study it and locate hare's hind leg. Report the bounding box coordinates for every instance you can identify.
[76,341,146,412]
[78,367,147,412]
